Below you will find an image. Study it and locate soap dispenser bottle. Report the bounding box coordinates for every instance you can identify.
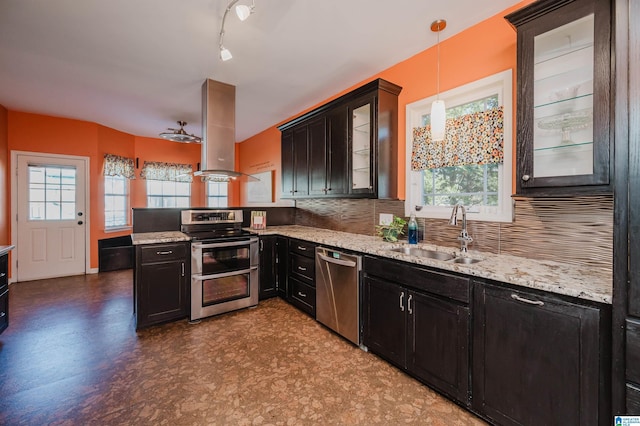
[408,212,418,245]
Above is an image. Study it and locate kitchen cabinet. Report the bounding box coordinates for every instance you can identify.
[281,126,309,198]
[505,0,612,195]
[278,78,402,199]
[0,252,8,335]
[473,281,610,425]
[134,242,189,329]
[286,238,317,316]
[258,236,277,300]
[259,235,288,300]
[362,256,471,405]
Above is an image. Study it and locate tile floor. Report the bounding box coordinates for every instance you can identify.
[0,270,486,425]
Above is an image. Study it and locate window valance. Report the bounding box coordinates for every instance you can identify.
[103,154,135,179]
[140,161,193,183]
[411,106,504,170]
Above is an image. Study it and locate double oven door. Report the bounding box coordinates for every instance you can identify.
[191,237,259,321]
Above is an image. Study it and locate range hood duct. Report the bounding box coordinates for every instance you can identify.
[194,79,246,180]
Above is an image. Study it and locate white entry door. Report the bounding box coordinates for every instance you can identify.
[16,153,87,281]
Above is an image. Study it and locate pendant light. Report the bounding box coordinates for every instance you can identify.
[430,19,447,142]
[219,0,256,61]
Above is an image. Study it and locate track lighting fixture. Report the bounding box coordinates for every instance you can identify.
[219,0,256,61]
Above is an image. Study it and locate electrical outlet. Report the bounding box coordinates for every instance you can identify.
[379,213,393,226]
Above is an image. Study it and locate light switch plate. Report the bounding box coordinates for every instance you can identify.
[379,213,393,226]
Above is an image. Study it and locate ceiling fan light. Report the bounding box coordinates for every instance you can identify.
[220,46,232,61]
[430,99,446,141]
[235,4,252,21]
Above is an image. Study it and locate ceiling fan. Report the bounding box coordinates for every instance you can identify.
[159,120,202,143]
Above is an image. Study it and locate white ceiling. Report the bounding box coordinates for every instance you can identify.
[0,0,521,142]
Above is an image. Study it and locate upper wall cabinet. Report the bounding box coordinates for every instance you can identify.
[506,0,612,196]
[278,79,402,200]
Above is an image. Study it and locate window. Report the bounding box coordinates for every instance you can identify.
[105,175,129,228]
[207,181,228,207]
[147,180,191,207]
[28,165,76,220]
[406,70,513,222]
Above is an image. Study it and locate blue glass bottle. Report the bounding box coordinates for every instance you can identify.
[408,213,418,244]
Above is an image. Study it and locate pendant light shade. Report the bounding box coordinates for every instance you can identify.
[430,99,446,141]
[430,19,447,142]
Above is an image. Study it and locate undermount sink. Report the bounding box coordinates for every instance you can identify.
[388,247,455,261]
[450,257,482,265]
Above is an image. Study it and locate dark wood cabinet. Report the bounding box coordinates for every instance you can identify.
[362,256,471,405]
[0,252,9,335]
[134,242,189,329]
[473,281,609,425]
[278,78,401,199]
[281,126,309,198]
[286,238,316,316]
[276,237,288,299]
[259,236,277,300]
[505,0,612,196]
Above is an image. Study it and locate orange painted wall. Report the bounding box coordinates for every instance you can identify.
[237,1,534,200]
[5,111,202,271]
[0,105,8,245]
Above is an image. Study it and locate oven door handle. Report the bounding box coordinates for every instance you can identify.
[193,266,258,281]
[192,238,258,249]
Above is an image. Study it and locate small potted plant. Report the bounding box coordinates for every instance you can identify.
[376,215,407,242]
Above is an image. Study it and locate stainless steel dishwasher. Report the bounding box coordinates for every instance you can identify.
[315,247,362,345]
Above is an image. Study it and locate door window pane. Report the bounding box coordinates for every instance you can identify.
[28,165,77,221]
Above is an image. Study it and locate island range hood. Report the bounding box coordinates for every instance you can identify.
[194,79,253,181]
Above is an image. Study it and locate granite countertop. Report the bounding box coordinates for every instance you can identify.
[0,245,15,256]
[130,231,190,245]
[251,225,612,304]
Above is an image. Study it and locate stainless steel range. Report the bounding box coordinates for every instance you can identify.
[181,210,259,321]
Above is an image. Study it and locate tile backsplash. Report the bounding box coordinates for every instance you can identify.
[295,195,613,273]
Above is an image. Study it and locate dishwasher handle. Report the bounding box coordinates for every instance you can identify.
[317,252,357,268]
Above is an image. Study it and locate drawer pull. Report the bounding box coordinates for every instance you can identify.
[0,273,5,278]
[156,250,173,255]
[511,293,544,306]
[0,311,5,317]
[297,246,307,251]
[297,266,307,272]
[297,291,307,298]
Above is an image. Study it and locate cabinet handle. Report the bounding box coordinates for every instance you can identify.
[156,250,173,255]
[407,294,413,314]
[522,174,531,182]
[260,240,264,251]
[0,273,5,278]
[511,293,544,306]
[0,311,5,317]
[400,291,405,311]
[297,246,307,251]
[181,262,185,277]
[298,291,307,298]
[297,266,307,272]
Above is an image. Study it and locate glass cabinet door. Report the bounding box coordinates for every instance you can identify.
[351,102,373,192]
[533,15,594,178]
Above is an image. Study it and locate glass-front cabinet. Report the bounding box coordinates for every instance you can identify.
[350,100,374,194]
[506,0,612,196]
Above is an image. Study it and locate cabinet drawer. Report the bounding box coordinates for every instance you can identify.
[290,253,315,282]
[289,239,315,258]
[364,256,470,304]
[0,288,8,335]
[140,243,187,264]
[290,277,315,316]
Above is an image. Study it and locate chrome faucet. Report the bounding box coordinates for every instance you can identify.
[449,203,473,253]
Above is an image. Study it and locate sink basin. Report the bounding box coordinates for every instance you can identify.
[388,247,455,261]
[450,257,482,265]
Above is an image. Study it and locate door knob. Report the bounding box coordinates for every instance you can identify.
[78,221,84,225]
[77,212,83,216]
